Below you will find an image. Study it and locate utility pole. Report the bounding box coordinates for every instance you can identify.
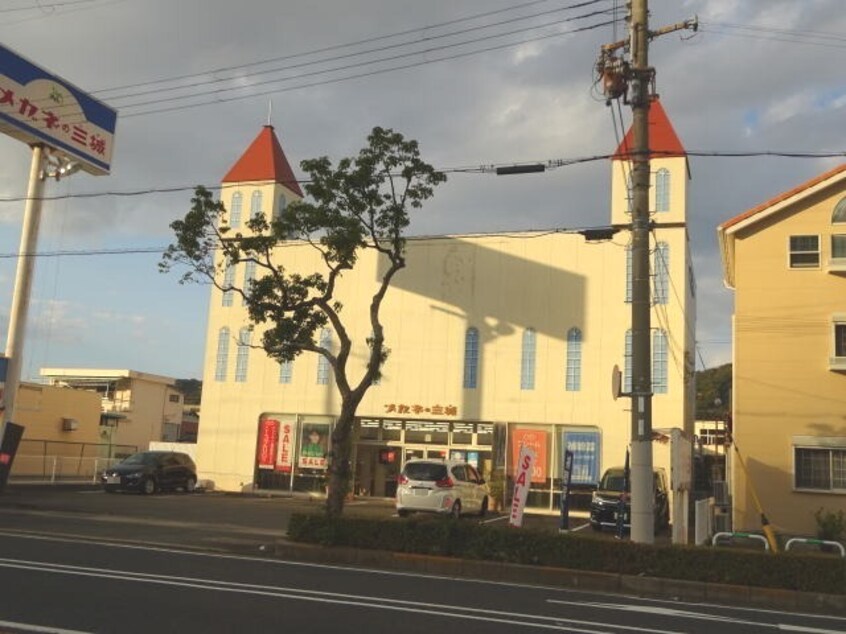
[597,1,696,544]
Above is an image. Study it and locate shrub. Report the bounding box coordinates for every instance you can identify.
[814,507,846,542]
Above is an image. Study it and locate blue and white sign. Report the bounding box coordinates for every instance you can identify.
[562,430,600,485]
[0,44,117,175]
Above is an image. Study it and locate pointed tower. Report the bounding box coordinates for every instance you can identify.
[220,125,303,233]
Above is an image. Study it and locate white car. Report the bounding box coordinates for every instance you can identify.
[396,459,490,519]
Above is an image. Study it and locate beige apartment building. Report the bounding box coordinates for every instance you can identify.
[40,368,185,456]
[197,100,696,515]
[718,164,846,535]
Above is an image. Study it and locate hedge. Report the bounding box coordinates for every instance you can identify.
[287,513,846,594]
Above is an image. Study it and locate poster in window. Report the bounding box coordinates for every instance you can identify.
[256,418,279,470]
[298,421,330,469]
[562,430,600,485]
[511,428,548,483]
[276,419,296,473]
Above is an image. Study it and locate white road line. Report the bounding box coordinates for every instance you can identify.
[0,618,92,634]
[777,625,846,634]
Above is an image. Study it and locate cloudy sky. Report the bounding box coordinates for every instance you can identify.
[0,0,844,381]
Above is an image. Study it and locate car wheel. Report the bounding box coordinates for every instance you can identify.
[184,476,196,493]
[478,497,488,518]
[397,509,410,518]
[141,477,157,495]
[450,501,462,520]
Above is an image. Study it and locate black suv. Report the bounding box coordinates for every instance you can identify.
[589,466,669,532]
[101,451,197,494]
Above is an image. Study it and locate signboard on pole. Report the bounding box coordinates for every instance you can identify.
[0,44,117,175]
[559,450,574,532]
[509,445,536,528]
[0,422,24,492]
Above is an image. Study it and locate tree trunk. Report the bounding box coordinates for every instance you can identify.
[326,399,358,517]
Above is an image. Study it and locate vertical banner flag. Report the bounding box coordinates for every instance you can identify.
[559,449,574,532]
[256,418,279,470]
[276,419,295,473]
[0,356,7,415]
[0,422,24,493]
[509,444,536,528]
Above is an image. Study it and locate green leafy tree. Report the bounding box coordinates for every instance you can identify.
[161,127,446,516]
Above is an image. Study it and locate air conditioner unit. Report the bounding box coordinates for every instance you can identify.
[62,418,79,431]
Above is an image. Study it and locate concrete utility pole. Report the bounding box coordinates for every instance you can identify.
[597,1,696,544]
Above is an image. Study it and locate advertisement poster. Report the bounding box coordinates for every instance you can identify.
[256,418,279,470]
[276,419,295,473]
[510,428,547,483]
[298,421,329,469]
[562,430,601,485]
[509,444,536,528]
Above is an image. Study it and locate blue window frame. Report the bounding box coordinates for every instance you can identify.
[652,330,668,394]
[222,259,235,307]
[655,168,670,212]
[214,327,230,382]
[235,327,251,382]
[317,328,332,385]
[279,360,293,384]
[653,242,669,305]
[243,260,256,306]
[229,192,242,228]
[250,190,263,220]
[565,327,582,391]
[520,328,536,390]
[463,327,480,389]
[624,329,632,393]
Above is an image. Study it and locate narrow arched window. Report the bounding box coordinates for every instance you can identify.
[463,327,480,389]
[235,327,251,382]
[565,327,582,391]
[833,197,846,223]
[242,260,256,306]
[279,360,293,384]
[655,168,670,212]
[276,195,287,221]
[250,190,263,220]
[653,242,669,305]
[222,259,235,307]
[652,330,668,394]
[520,328,536,390]
[317,328,333,385]
[214,327,230,382]
[229,192,242,228]
[624,330,633,393]
[625,244,633,303]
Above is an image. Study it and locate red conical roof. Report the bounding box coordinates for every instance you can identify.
[222,125,303,197]
[611,98,685,160]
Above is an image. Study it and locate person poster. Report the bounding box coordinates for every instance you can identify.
[298,422,329,469]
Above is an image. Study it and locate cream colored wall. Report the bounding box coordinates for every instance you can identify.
[610,158,687,227]
[14,383,101,444]
[109,379,181,452]
[731,187,846,535]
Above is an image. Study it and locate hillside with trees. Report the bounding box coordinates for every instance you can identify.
[694,363,732,420]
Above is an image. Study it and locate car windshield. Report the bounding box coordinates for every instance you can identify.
[403,462,447,482]
[600,471,626,492]
[122,453,159,466]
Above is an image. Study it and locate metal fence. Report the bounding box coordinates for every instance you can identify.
[10,439,138,483]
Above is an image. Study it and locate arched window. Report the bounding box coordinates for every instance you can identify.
[653,242,669,305]
[250,190,263,220]
[565,327,582,391]
[214,327,230,382]
[625,244,633,303]
[317,328,333,385]
[229,192,242,228]
[655,168,670,212]
[276,195,287,221]
[222,259,235,307]
[652,330,668,394]
[235,327,251,382]
[520,328,536,390]
[833,197,846,223]
[463,327,480,389]
[242,260,256,306]
[624,330,633,393]
[279,360,293,384]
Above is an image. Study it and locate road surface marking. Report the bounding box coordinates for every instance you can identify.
[778,626,846,634]
[0,619,92,634]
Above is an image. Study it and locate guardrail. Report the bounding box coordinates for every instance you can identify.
[10,455,122,484]
[785,537,845,558]
[712,531,770,551]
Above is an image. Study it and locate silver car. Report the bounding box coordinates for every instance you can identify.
[396,459,490,519]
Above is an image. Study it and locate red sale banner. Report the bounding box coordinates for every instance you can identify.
[256,419,279,470]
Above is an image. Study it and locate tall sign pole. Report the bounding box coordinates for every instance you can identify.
[597,2,696,544]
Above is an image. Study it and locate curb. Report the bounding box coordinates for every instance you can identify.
[273,540,846,616]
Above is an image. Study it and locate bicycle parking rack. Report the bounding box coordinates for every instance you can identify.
[712,531,770,551]
[785,537,845,558]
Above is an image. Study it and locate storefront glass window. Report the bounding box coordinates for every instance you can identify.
[509,425,551,509]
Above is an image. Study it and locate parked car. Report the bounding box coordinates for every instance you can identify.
[101,451,197,494]
[589,466,669,532]
[396,459,489,519]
